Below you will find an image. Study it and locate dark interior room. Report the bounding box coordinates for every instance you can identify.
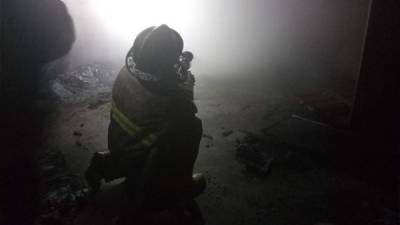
[1,0,399,225]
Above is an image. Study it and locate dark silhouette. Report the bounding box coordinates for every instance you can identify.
[1,1,75,224]
[85,25,205,224]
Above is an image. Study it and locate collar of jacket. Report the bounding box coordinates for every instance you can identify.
[126,59,161,82]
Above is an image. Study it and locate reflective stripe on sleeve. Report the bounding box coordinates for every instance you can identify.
[111,100,157,147]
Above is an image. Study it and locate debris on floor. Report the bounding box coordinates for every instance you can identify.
[222,130,233,137]
[292,89,352,128]
[72,131,82,136]
[235,128,327,176]
[88,92,112,109]
[235,133,274,177]
[202,134,214,140]
[49,64,115,104]
[36,149,88,225]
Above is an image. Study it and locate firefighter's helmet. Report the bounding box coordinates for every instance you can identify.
[126,25,183,75]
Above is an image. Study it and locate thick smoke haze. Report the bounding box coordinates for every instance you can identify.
[61,0,370,80]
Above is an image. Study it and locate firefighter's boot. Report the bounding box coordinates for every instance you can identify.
[191,173,206,198]
[85,152,107,193]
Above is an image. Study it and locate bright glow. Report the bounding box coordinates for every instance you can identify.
[91,0,197,41]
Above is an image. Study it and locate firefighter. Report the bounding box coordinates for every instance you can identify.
[85,25,205,203]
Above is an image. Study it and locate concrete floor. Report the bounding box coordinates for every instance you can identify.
[39,69,386,225]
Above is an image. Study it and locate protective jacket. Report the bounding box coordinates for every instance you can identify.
[105,65,202,193]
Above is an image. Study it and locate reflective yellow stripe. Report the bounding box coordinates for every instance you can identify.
[111,100,157,146]
[111,113,135,137]
[111,101,142,134]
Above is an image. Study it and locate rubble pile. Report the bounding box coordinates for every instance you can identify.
[50,64,116,103]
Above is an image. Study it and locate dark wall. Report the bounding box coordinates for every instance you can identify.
[351,0,400,208]
[0,1,75,224]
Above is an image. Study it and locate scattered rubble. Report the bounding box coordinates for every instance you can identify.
[49,64,116,104]
[72,131,82,137]
[88,92,111,109]
[36,149,88,225]
[292,89,352,128]
[234,129,325,176]
[235,133,274,177]
[202,134,214,140]
[222,130,233,137]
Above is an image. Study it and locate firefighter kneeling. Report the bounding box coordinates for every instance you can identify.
[85,25,206,204]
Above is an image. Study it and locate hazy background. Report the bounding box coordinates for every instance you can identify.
[60,0,370,80]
